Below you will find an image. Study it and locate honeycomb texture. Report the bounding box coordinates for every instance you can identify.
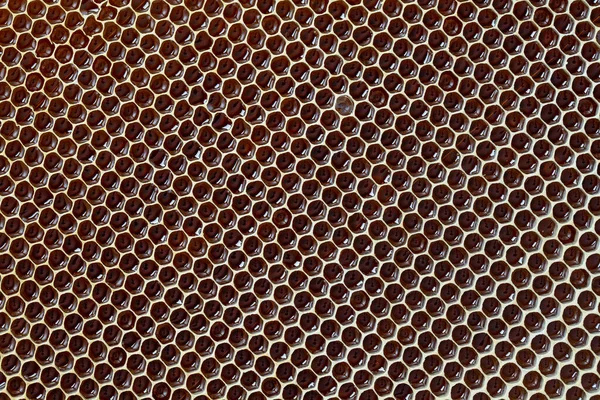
[2,0,600,399]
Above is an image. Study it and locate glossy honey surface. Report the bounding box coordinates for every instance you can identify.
[1,0,600,399]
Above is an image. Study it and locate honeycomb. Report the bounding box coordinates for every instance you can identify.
[1,0,600,399]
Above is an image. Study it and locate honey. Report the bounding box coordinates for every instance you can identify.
[0,0,599,399]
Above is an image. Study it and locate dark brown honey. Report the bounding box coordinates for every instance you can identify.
[0,0,597,399]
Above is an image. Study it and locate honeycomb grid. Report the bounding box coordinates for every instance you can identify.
[0,0,600,399]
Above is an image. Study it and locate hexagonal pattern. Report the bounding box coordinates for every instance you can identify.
[1,0,600,399]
